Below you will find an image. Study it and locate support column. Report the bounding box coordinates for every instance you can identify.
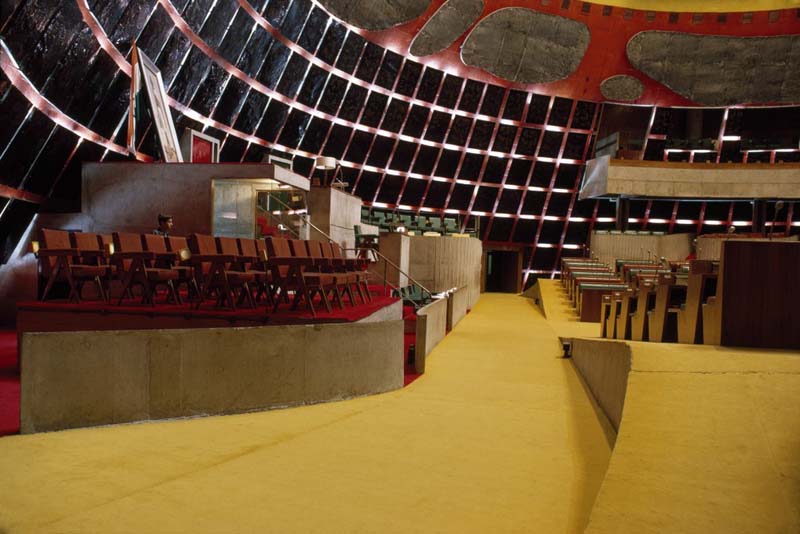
[615,197,630,232]
[752,199,767,234]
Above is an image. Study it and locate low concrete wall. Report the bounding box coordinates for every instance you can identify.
[590,231,693,268]
[21,320,404,433]
[570,338,632,432]
[414,297,448,374]
[378,233,410,288]
[447,286,468,331]
[408,236,482,309]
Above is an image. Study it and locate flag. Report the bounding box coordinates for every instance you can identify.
[126,43,141,155]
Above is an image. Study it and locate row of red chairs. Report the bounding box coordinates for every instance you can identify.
[36,229,372,316]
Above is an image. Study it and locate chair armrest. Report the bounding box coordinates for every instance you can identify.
[113,251,156,260]
[237,255,260,264]
[269,256,313,266]
[37,248,78,256]
[191,254,237,262]
[77,250,106,259]
[154,252,179,261]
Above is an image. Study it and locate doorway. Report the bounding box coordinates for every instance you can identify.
[484,250,522,293]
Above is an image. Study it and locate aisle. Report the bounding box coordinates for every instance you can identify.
[0,294,612,534]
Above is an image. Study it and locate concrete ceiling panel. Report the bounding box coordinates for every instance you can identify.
[628,31,800,105]
[410,0,484,57]
[600,75,645,101]
[317,0,432,31]
[460,7,590,84]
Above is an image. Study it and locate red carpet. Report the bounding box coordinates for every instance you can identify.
[2,297,422,436]
[403,305,421,386]
[0,331,19,436]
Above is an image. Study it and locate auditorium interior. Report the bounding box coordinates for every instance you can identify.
[1,0,799,532]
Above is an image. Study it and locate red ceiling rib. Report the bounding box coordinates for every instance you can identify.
[312,0,800,106]
[241,0,593,133]
[551,102,601,270]
[49,0,795,280]
[464,88,511,234]
[0,41,151,162]
[486,93,532,242]
[0,184,44,204]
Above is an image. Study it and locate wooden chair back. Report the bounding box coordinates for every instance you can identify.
[215,236,239,256]
[39,228,73,276]
[288,239,309,259]
[113,232,145,271]
[142,234,169,253]
[188,234,217,255]
[167,236,188,252]
[70,232,102,253]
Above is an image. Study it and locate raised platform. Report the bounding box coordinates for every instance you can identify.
[17,295,399,336]
[569,337,800,534]
[18,296,404,433]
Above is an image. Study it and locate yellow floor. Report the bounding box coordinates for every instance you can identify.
[539,277,800,533]
[0,294,612,534]
[586,341,800,534]
[536,280,600,340]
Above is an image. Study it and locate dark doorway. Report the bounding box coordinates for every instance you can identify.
[485,250,521,293]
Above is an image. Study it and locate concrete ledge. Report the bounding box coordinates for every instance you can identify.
[21,320,404,433]
[570,338,631,432]
[414,297,448,374]
[446,286,468,331]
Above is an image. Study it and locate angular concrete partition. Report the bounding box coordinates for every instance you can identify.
[570,338,631,432]
[414,297,448,374]
[21,320,404,433]
[446,286,469,332]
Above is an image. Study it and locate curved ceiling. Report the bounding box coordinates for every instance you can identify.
[1,0,798,278]
[590,0,800,12]
[316,0,800,106]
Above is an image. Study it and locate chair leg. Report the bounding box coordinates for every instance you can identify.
[94,276,108,303]
[332,286,345,309]
[167,280,180,305]
[342,282,356,306]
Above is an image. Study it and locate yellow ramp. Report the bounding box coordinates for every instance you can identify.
[0,294,612,534]
[534,279,600,340]
[583,341,800,534]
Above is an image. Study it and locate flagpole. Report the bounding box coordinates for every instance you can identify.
[127,41,139,156]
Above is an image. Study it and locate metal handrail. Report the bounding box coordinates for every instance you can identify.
[263,190,433,298]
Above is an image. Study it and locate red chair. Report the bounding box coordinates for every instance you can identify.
[188,234,256,309]
[111,232,180,305]
[288,239,338,314]
[309,240,356,307]
[142,234,198,304]
[266,237,334,316]
[38,229,110,302]
[329,241,371,302]
[237,237,274,307]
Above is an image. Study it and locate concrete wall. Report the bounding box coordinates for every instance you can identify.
[447,286,468,331]
[21,320,403,433]
[408,236,482,308]
[592,159,800,199]
[82,162,308,236]
[414,297,448,374]
[377,233,409,288]
[590,232,693,267]
[570,338,631,432]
